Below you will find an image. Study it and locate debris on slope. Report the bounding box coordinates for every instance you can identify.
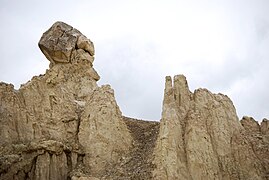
[102,117,160,180]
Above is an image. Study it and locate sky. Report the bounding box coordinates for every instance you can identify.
[0,0,268,121]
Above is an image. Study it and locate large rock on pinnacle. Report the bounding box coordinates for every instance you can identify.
[38,21,99,80]
[39,21,94,63]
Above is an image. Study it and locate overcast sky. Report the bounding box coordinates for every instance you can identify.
[0,0,268,121]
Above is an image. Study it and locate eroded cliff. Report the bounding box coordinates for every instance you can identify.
[0,22,132,180]
[0,22,268,180]
[153,75,269,180]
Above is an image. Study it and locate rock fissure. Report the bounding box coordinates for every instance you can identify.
[64,151,72,179]
[75,107,83,144]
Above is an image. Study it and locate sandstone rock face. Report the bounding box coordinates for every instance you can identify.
[1,21,268,180]
[241,117,269,179]
[0,22,132,180]
[78,85,131,176]
[153,75,269,180]
[153,76,189,179]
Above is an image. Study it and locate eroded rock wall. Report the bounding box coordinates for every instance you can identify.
[153,75,268,180]
[0,22,132,180]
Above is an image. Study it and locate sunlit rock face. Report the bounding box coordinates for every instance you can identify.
[0,21,268,180]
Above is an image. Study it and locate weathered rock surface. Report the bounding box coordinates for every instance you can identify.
[78,85,132,177]
[153,75,269,180]
[38,21,98,80]
[241,117,269,179]
[0,22,132,180]
[0,21,268,180]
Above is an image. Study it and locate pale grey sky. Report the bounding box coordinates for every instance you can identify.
[0,0,268,121]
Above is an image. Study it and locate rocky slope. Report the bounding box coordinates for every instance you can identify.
[0,21,268,180]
